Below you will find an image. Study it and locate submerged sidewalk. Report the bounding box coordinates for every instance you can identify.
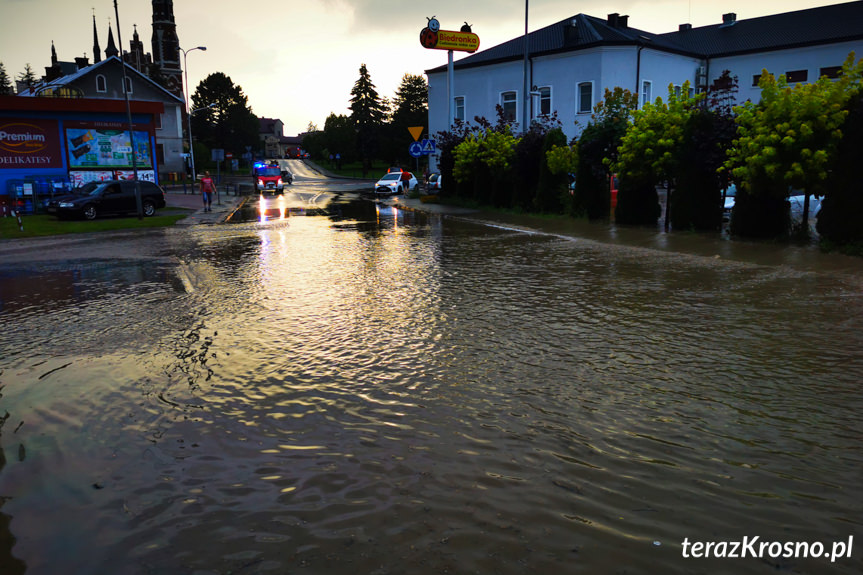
[164,187,247,225]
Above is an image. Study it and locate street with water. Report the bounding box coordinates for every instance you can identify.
[0,161,861,574]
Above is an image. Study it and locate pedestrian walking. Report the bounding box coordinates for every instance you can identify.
[200,171,215,212]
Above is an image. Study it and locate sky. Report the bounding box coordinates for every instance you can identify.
[0,0,847,136]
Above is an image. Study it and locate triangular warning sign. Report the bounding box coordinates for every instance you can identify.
[408,126,424,141]
[421,139,435,153]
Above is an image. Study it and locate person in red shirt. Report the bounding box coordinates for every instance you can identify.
[200,171,215,212]
[399,169,411,193]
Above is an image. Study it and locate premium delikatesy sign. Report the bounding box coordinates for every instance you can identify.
[64,120,154,170]
[0,118,64,169]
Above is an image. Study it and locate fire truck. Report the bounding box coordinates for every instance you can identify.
[253,161,286,194]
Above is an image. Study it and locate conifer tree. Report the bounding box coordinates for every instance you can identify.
[0,62,14,95]
[17,63,37,92]
[349,64,387,172]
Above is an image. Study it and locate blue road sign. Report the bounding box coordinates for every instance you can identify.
[409,141,423,158]
[420,139,436,154]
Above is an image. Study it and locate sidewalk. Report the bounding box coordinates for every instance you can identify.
[163,186,247,225]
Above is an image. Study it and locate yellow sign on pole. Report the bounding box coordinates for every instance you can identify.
[433,30,480,53]
[408,126,424,141]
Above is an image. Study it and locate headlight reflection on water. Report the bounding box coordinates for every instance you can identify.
[259,194,288,222]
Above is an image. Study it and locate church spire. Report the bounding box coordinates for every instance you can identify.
[51,41,58,66]
[92,13,102,63]
[105,21,119,59]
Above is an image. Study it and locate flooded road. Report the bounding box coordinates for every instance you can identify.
[0,174,861,574]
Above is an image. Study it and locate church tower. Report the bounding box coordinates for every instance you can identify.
[150,0,183,98]
[105,25,119,59]
[92,15,102,64]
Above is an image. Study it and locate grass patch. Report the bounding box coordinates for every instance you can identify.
[0,212,190,239]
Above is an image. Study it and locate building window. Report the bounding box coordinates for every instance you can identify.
[538,86,551,116]
[820,66,842,79]
[641,80,652,106]
[501,91,517,122]
[122,77,132,94]
[785,70,808,83]
[454,96,465,121]
[752,74,763,87]
[154,113,163,130]
[96,75,107,93]
[577,82,592,114]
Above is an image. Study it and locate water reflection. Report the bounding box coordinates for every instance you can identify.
[0,196,861,574]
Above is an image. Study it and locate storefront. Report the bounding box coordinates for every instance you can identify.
[0,95,163,214]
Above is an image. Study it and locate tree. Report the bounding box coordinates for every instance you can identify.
[17,63,37,92]
[349,64,387,172]
[190,72,259,160]
[0,62,14,95]
[672,71,739,231]
[391,74,428,128]
[816,55,863,247]
[725,53,863,238]
[615,82,699,229]
[453,127,518,206]
[322,113,356,165]
[576,87,637,219]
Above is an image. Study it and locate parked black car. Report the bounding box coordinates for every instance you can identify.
[47,180,166,220]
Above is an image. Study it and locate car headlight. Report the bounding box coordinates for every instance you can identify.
[59,202,75,208]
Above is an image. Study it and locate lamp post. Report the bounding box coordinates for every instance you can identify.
[181,45,206,184]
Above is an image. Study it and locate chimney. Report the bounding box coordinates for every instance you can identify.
[607,13,619,27]
[75,56,90,70]
[722,13,737,24]
[679,23,692,31]
[565,17,581,45]
[619,15,629,28]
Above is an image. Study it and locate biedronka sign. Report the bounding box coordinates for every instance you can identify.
[419,18,479,53]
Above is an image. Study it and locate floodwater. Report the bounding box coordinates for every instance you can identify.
[0,190,861,575]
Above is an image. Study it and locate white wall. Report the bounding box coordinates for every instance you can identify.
[710,40,862,105]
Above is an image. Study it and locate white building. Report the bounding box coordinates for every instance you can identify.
[426,1,863,155]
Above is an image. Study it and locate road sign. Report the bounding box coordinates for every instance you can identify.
[211,149,225,161]
[408,127,424,141]
[420,139,436,154]
[409,142,423,158]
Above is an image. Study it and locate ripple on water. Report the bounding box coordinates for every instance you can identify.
[0,207,861,574]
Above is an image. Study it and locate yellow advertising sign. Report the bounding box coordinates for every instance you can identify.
[408,126,424,141]
[420,28,479,52]
[433,30,480,53]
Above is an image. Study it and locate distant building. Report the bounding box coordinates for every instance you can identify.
[259,117,302,158]
[426,1,863,155]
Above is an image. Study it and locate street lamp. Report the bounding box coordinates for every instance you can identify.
[181,45,206,183]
